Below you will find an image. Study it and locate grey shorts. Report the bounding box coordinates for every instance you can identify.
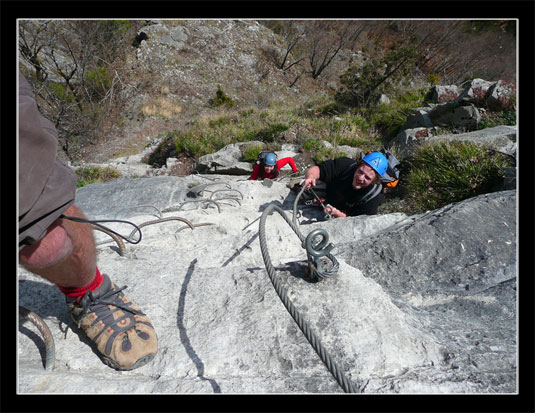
[19,73,77,249]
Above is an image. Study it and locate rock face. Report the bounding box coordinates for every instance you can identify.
[196,141,264,175]
[391,125,517,158]
[18,174,516,394]
[390,78,516,158]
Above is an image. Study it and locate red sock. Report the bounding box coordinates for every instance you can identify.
[58,267,104,300]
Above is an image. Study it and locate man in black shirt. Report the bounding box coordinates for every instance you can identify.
[302,152,388,217]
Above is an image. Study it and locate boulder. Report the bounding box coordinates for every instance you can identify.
[389,127,432,150]
[401,107,434,130]
[486,80,516,111]
[424,125,517,157]
[390,125,516,158]
[457,78,495,104]
[319,141,360,159]
[196,141,264,175]
[393,79,515,152]
[376,94,390,105]
[336,190,517,392]
[451,104,481,131]
[430,85,460,103]
[137,23,189,50]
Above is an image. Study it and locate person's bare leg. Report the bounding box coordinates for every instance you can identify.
[19,204,96,288]
[19,203,157,370]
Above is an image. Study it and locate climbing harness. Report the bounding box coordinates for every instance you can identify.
[19,306,55,371]
[308,187,334,220]
[292,184,333,227]
[258,203,357,393]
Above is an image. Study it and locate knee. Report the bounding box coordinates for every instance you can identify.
[19,221,74,270]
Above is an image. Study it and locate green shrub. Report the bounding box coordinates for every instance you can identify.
[145,135,177,167]
[318,102,346,116]
[242,143,265,162]
[363,88,427,138]
[427,73,440,86]
[174,131,213,157]
[48,82,75,103]
[211,85,236,108]
[405,141,514,213]
[253,123,289,143]
[302,137,323,151]
[76,166,121,188]
[478,110,516,129]
[86,67,112,92]
[312,147,347,164]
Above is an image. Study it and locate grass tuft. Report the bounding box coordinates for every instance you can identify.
[403,141,514,213]
[76,166,122,188]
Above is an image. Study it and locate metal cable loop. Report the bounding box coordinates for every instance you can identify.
[175,222,216,234]
[176,199,222,213]
[211,197,241,207]
[187,182,232,197]
[209,189,244,200]
[258,203,358,393]
[127,217,195,241]
[303,229,339,280]
[92,225,127,256]
[19,306,55,371]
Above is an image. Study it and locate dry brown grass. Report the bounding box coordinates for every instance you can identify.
[140,97,183,119]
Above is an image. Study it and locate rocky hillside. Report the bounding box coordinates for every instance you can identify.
[78,20,341,164]
[17,19,519,400]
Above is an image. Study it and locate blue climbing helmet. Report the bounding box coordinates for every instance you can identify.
[362,152,388,177]
[264,152,277,166]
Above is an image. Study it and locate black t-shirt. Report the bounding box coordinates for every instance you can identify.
[317,157,385,216]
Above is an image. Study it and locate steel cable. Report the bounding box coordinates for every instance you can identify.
[127,217,195,241]
[19,306,55,371]
[176,199,222,213]
[209,189,244,200]
[258,203,358,393]
[92,225,127,255]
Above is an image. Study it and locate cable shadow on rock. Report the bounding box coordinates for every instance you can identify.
[246,261,319,285]
[177,258,222,393]
[222,232,259,267]
[277,261,322,284]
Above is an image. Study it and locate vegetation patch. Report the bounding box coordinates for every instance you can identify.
[140,97,183,120]
[363,88,428,138]
[242,143,265,162]
[478,110,516,129]
[76,166,122,188]
[85,67,112,96]
[248,123,289,143]
[403,141,514,213]
[209,85,236,108]
[145,135,177,167]
[312,147,348,164]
